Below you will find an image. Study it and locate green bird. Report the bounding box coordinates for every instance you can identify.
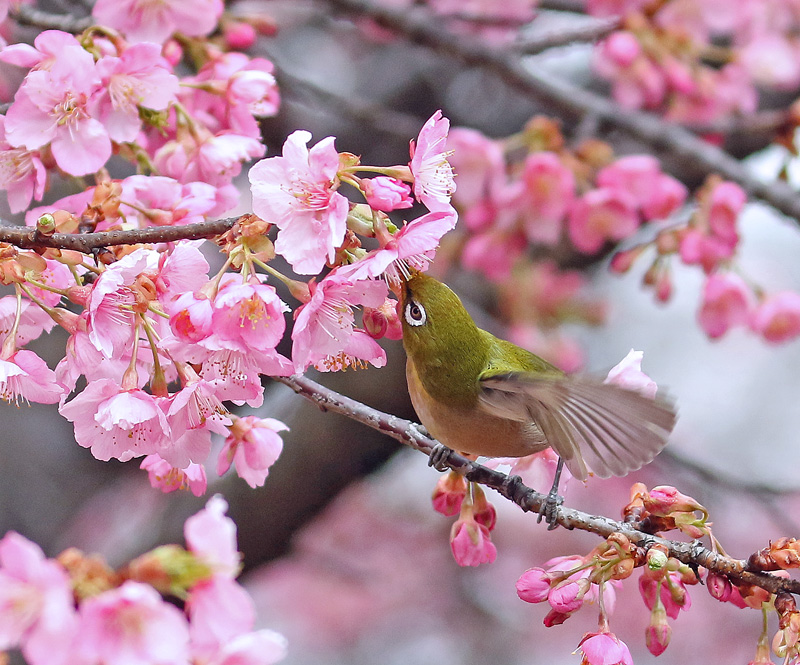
[400,272,676,512]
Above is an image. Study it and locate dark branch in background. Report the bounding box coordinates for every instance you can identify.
[10,4,92,32]
[537,0,589,12]
[321,0,800,223]
[513,16,620,54]
[272,68,422,140]
[275,373,800,598]
[0,219,236,252]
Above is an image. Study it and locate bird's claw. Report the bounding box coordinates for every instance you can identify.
[537,488,564,530]
[428,442,453,471]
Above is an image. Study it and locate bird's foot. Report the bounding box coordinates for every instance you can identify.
[427,442,453,471]
[536,487,564,530]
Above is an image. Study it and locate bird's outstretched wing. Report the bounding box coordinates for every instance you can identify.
[478,372,677,481]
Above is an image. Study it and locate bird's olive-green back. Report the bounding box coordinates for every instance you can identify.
[401,273,561,406]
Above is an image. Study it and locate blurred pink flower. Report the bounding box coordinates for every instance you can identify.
[604,349,657,399]
[206,630,288,665]
[92,0,223,44]
[461,229,527,281]
[707,181,746,244]
[446,127,505,210]
[409,110,456,212]
[698,273,752,339]
[0,532,77,665]
[218,416,287,488]
[76,581,190,665]
[567,188,639,254]
[750,291,800,344]
[140,454,208,496]
[518,152,575,245]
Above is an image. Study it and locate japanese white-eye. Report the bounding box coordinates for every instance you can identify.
[400,272,676,481]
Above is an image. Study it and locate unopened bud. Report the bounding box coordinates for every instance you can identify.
[36,213,56,236]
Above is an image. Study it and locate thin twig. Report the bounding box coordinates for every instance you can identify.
[275,373,800,597]
[321,0,800,223]
[10,4,93,32]
[0,219,237,253]
[513,16,620,54]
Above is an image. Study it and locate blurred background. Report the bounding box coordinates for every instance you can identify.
[3,0,800,663]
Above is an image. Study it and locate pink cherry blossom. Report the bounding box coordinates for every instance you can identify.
[199,348,293,407]
[698,273,752,339]
[604,349,658,399]
[409,110,457,212]
[362,297,403,341]
[5,43,111,176]
[182,52,279,138]
[517,152,575,245]
[568,187,640,254]
[596,156,687,219]
[0,296,56,348]
[0,115,47,213]
[639,570,692,620]
[87,248,159,358]
[76,581,190,665]
[155,129,265,188]
[678,228,737,274]
[0,349,64,405]
[586,0,649,17]
[140,454,208,496]
[185,495,240,573]
[0,30,82,70]
[576,631,634,665]
[218,416,287,488]
[59,379,170,462]
[120,176,219,228]
[291,270,388,373]
[169,291,214,343]
[249,130,349,274]
[209,280,288,353]
[707,181,746,245]
[548,579,587,613]
[338,209,457,284]
[362,176,414,211]
[161,378,231,468]
[93,42,179,143]
[205,629,288,665]
[449,517,497,566]
[431,472,467,517]
[0,532,77,665]
[750,291,800,344]
[461,229,527,282]
[92,0,224,44]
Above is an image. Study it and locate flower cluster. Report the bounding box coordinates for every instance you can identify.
[590,0,800,123]
[0,102,457,490]
[0,496,287,665]
[433,475,498,566]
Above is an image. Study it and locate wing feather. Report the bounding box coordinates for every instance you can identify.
[479,372,676,480]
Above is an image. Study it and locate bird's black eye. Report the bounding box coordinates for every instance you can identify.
[404,300,427,326]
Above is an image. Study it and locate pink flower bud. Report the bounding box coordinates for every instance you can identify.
[516,568,552,604]
[543,609,571,627]
[362,176,414,212]
[548,578,588,613]
[362,307,387,339]
[646,486,705,515]
[602,32,641,67]
[449,518,497,567]
[645,604,672,656]
[576,631,634,665]
[750,291,800,344]
[431,471,467,517]
[223,21,257,50]
[698,273,752,339]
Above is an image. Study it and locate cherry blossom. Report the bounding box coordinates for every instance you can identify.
[409,109,457,212]
[140,454,208,496]
[0,115,47,213]
[750,291,800,344]
[449,516,497,566]
[218,416,287,488]
[576,631,634,665]
[92,0,224,44]
[362,176,414,212]
[291,270,388,373]
[567,188,640,255]
[0,350,64,405]
[698,273,752,339]
[249,130,349,274]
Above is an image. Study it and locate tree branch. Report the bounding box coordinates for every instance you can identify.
[0,219,237,252]
[513,16,620,54]
[10,4,93,32]
[321,0,800,223]
[274,373,800,598]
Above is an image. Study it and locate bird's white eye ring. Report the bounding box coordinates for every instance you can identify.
[405,300,426,326]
